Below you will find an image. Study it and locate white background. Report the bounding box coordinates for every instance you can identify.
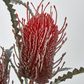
[0,0,84,84]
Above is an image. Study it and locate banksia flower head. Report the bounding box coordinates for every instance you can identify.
[0,49,10,84]
[16,0,67,84]
[0,62,4,83]
[0,62,7,84]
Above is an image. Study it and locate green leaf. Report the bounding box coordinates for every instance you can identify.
[3,0,18,29]
[51,67,84,84]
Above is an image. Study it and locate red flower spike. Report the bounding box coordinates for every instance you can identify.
[17,1,67,84]
[0,47,10,84]
[0,60,8,84]
[0,62,3,83]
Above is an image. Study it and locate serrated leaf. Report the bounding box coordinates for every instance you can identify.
[53,67,84,84]
[3,0,17,29]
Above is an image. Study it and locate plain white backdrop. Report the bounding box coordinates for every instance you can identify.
[0,0,84,84]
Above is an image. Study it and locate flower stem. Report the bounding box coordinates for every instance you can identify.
[24,78,28,84]
[9,59,23,84]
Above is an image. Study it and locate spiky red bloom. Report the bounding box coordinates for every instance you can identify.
[0,61,7,84]
[18,1,67,84]
[0,62,3,83]
[0,48,10,84]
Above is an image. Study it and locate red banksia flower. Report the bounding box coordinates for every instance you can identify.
[0,62,7,84]
[0,59,8,84]
[0,63,7,84]
[17,1,67,84]
[0,62,3,83]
